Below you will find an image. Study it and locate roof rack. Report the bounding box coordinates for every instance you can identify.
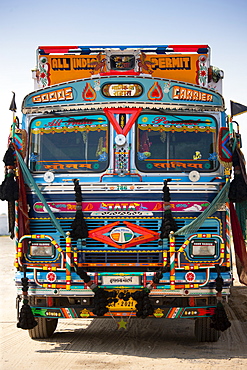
[38,44,210,55]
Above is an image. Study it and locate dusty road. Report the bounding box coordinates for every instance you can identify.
[0,236,247,370]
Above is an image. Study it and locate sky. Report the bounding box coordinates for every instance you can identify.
[0,0,247,214]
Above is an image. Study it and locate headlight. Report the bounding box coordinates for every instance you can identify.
[29,242,54,257]
[191,239,217,257]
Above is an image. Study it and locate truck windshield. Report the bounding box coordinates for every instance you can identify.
[29,114,109,172]
[136,113,218,172]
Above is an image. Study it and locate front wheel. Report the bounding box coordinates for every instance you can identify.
[194,317,221,342]
[28,317,58,339]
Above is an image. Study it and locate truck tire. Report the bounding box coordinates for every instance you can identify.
[194,317,221,342]
[28,317,58,339]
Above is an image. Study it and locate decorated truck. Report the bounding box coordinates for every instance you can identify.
[2,45,247,342]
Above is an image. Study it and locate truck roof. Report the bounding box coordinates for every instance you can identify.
[37,45,210,55]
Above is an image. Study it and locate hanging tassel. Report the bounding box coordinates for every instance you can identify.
[0,167,19,239]
[160,179,177,239]
[210,271,231,331]
[229,148,247,202]
[17,304,38,330]
[230,202,247,285]
[70,179,88,240]
[229,146,247,238]
[3,145,16,167]
[210,300,231,332]
[17,277,37,330]
[0,170,19,202]
[92,288,117,316]
[0,145,19,238]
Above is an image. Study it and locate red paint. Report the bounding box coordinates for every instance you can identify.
[104,108,142,135]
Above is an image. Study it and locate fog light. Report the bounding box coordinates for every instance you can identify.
[29,241,54,257]
[191,239,216,257]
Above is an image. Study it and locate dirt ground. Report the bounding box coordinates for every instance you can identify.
[0,236,247,370]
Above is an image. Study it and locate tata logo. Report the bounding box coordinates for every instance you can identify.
[110,227,134,244]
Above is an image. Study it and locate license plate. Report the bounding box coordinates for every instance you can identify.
[101,275,141,286]
[107,290,137,311]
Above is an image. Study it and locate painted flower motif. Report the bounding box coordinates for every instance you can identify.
[185,271,195,282]
[208,152,217,161]
[94,80,101,91]
[138,152,151,161]
[200,70,207,77]
[198,65,208,86]
[46,272,56,282]
[197,55,208,87]
[30,153,38,162]
[163,81,171,93]
[38,61,49,87]
[98,152,108,161]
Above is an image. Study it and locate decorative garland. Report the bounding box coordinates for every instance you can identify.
[70,179,88,240]
[75,266,154,318]
[160,179,177,239]
[130,289,154,318]
[92,288,118,316]
[152,265,169,284]
[75,267,118,316]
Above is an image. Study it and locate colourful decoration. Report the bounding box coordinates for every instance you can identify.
[46,272,57,283]
[102,83,143,97]
[163,81,171,93]
[185,271,196,282]
[65,233,71,290]
[33,200,209,214]
[172,85,213,102]
[89,52,107,74]
[36,45,211,87]
[137,117,216,133]
[118,318,127,329]
[193,151,202,160]
[225,203,231,268]
[147,82,163,100]
[110,227,134,244]
[88,220,160,249]
[25,77,223,112]
[208,152,217,161]
[103,108,142,135]
[169,233,176,290]
[37,56,50,87]
[217,127,232,168]
[14,129,27,157]
[82,82,97,101]
[80,309,90,318]
[137,52,155,74]
[197,55,208,87]
[153,308,164,318]
[98,152,108,161]
[32,87,74,104]
[137,152,151,160]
